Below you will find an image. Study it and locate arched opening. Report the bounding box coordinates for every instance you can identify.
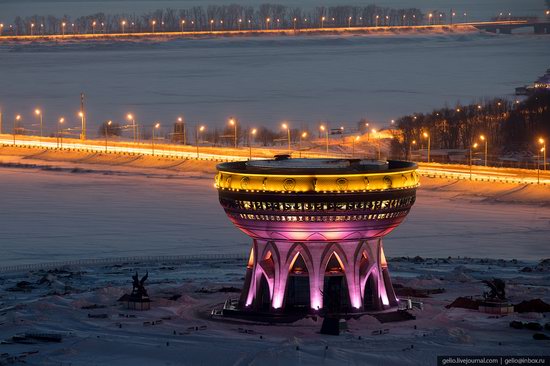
[322,252,351,313]
[284,253,311,312]
[256,274,271,312]
[363,273,377,311]
[255,250,275,312]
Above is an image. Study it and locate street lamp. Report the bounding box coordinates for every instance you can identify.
[375,15,380,27]
[469,142,478,180]
[104,120,112,152]
[409,139,417,160]
[152,20,156,33]
[13,114,21,145]
[210,19,214,31]
[177,116,185,145]
[348,16,352,28]
[196,125,205,158]
[121,20,126,33]
[249,128,257,160]
[152,122,160,156]
[127,113,137,143]
[58,117,64,148]
[539,138,546,171]
[92,21,96,34]
[35,108,43,142]
[423,131,430,162]
[479,134,488,166]
[321,16,325,28]
[320,125,329,155]
[61,22,66,36]
[229,117,237,149]
[78,111,86,140]
[299,131,307,158]
[352,135,360,158]
[282,123,291,154]
[181,19,186,32]
[30,23,35,36]
[373,129,381,160]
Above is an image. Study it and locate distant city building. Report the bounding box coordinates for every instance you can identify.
[516,67,550,95]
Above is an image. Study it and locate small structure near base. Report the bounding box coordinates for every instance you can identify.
[320,317,340,336]
[118,271,151,311]
[478,279,513,315]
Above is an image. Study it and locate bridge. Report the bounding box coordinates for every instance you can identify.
[468,20,550,34]
[0,20,548,43]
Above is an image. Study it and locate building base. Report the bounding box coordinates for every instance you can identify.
[237,238,398,314]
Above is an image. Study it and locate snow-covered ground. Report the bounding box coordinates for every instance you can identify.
[0,31,548,134]
[0,256,548,365]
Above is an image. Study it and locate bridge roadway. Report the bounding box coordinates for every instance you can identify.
[1,21,547,42]
[468,20,550,34]
[1,135,549,186]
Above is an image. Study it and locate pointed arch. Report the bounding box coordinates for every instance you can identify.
[362,268,380,311]
[319,242,349,273]
[284,242,314,275]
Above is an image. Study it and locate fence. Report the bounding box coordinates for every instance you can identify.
[0,253,248,274]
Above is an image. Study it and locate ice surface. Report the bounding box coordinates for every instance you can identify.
[0,158,549,267]
[0,31,549,135]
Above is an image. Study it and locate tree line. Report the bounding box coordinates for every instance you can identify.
[4,4,434,35]
[391,91,550,162]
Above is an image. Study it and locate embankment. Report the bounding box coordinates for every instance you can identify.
[2,145,550,205]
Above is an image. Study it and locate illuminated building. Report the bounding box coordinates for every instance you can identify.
[215,156,419,314]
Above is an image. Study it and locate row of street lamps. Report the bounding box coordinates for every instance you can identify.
[3,107,387,160]
[415,130,547,179]
[7,9,531,37]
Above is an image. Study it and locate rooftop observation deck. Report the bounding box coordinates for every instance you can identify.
[217,157,416,176]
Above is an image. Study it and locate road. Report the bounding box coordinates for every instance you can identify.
[1,134,549,185]
[0,22,526,42]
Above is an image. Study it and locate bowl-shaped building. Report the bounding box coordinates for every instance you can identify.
[215,157,419,314]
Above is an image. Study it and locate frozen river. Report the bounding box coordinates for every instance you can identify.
[1,165,549,266]
[0,31,549,134]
